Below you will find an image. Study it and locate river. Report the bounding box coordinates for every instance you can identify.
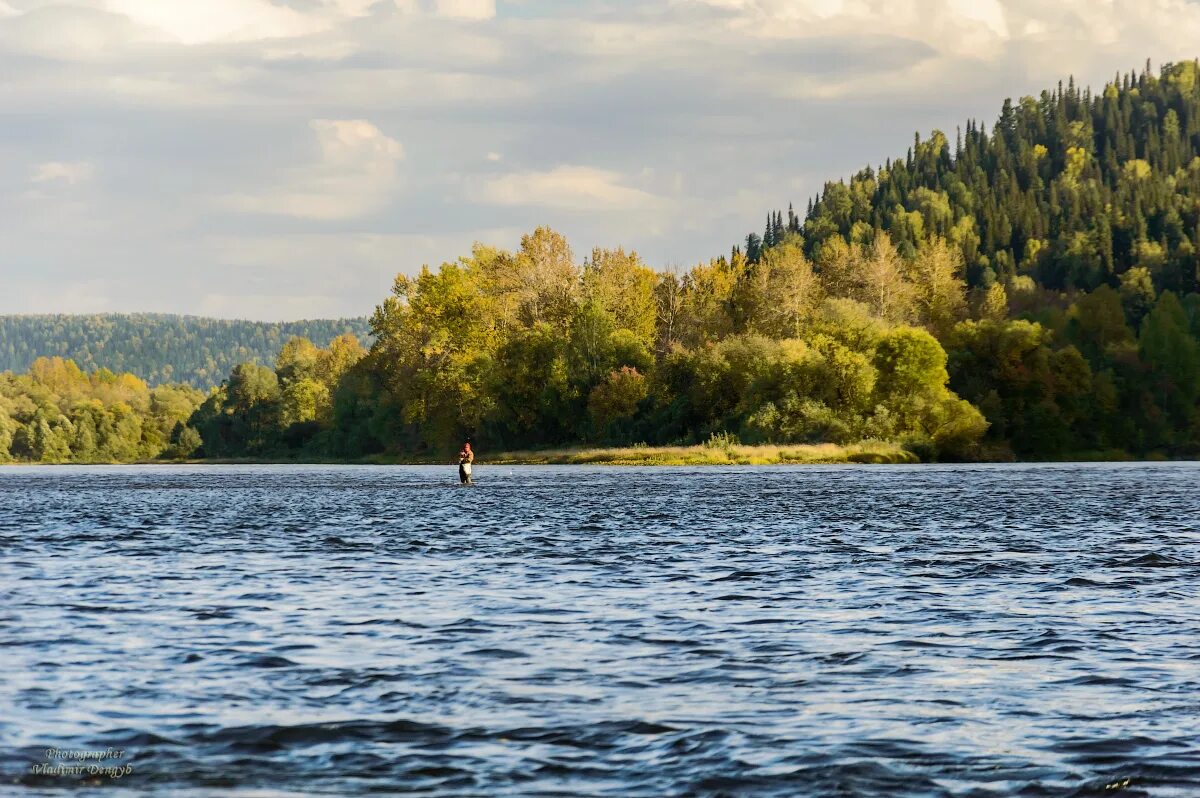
[2,463,1198,796]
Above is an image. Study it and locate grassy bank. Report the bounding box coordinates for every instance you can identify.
[14,443,1175,467]
[481,440,919,466]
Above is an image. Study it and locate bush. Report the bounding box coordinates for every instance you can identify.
[703,431,740,451]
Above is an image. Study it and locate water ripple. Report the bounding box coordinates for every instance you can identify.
[1,463,1199,796]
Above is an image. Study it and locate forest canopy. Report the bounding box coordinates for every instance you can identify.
[0,357,204,463]
[164,229,989,462]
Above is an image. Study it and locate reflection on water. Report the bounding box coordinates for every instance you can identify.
[1,463,1198,797]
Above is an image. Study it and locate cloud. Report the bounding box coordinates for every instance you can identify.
[949,0,1007,37]
[0,4,150,59]
[478,166,663,211]
[433,0,495,21]
[226,119,404,220]
[7,0,1200,318]
[104,0,322,44]
[30,161,93,184]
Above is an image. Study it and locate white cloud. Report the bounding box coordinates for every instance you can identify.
[434,0,495,20]
[949,0,1008,38]
[104,0,322,44]
[313,118,404,166]
[0,5,150,60]
[30,161,93,184]
[226,119,404,220]
[679,0,998,56]
[9,0,1200,318]
[478,166,663,211]
[0,0,381,50]
[328,0,382,16]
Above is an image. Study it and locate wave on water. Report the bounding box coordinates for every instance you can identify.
[2,463,1199,796]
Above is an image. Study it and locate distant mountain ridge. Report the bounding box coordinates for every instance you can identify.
[0,313,373,388]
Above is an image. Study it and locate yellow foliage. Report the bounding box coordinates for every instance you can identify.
[1123,159,1153,181]
[1065,147,1090,181]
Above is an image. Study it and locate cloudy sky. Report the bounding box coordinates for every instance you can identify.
[3,0,1200,320]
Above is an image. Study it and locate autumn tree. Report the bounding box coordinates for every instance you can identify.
[583,247,658,349]
[909,238,967,338]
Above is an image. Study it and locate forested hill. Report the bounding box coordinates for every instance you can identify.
[752,59,1200,295]
[0,314,372,388]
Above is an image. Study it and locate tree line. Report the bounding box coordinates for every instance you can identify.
[0,314,371,388]
[149,229,983,461]
[739,60,1200,457]
[0,358,204,463]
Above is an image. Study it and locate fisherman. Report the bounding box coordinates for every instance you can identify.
[458,442,474,485]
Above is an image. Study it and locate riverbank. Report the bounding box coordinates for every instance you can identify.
[0,441,914,466]
[153,441,911,466]
[481,441,918,466]
[4,442,1168,467]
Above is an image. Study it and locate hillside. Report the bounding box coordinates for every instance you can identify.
[752,59,1200,297]
[0,314,372,388]
[730,60,1200,456]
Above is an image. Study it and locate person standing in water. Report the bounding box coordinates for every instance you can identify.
[458,442,474,485]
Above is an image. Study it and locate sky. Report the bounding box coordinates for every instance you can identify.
[4,0,1200,320]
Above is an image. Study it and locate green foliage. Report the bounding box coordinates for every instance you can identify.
[872,327,988,458]
[191,216,1193,460]
[165,422,203,459]
[588,367,649,437]
[733,61,1200,458]
[1120,267,1158,328]
[703,431,740,452]
[948,320,1110,456]
[770,61,1200,297]
[190,336,366,457]
[1139,292,1200,435]
[166,221,984,461]
[0,357,204,463]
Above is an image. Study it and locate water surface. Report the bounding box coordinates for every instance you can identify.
[2,464,1198,796]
